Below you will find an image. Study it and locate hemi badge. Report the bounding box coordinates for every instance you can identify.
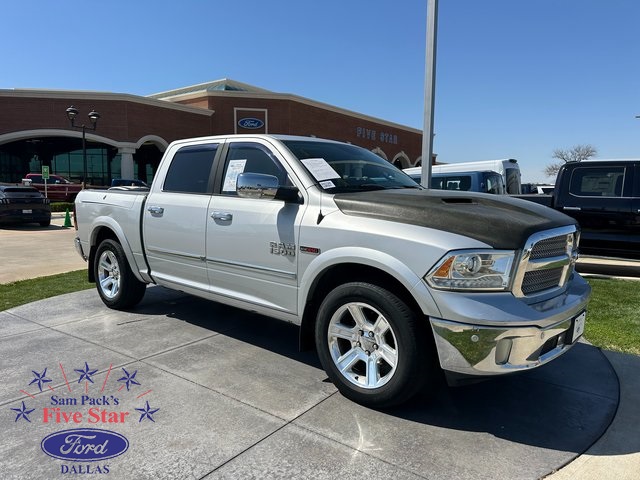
[300,246,321,255]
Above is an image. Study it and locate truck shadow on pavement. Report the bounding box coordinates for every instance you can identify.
[129,287,623,457]
[0,223,66,232]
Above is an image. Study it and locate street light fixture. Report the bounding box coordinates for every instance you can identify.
[66,106,100,187]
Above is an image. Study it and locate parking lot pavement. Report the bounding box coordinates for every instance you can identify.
[1,287,620,480]
[546,351,640,480]
[0,213,85,284]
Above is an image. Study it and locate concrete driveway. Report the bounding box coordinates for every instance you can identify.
[1,286,619,480]
[0,214,85,284]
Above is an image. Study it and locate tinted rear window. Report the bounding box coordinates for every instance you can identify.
[569,166,626,197]
[430,175,472,191]
[163,144,218,194]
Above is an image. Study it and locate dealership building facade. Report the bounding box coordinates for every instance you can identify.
[0,79,427,186]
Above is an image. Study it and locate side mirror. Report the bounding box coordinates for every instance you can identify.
[236,172,300,203]
[237,173,279,199]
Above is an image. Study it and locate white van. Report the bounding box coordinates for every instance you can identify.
[405,159,522,194]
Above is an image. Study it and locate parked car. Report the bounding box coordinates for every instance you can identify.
[24,173,83,202]
[0,185,51,226]
[514,159,640,259]
[404,168,506,194]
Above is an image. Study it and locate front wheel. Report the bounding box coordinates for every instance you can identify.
[315,282,433,408]
[94,239,146,309]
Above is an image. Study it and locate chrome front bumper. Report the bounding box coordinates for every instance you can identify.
[428,275,591,376]
[431,313,583,376]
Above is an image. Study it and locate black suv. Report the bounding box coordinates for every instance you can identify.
[0,185,52,227]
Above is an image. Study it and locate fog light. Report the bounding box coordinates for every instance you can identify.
[495,339,513,365]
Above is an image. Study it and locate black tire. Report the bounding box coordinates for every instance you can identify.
[315,282,433,408]
[39,220,51,227]
[94,239,146,309]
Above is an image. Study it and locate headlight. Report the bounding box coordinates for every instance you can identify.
[425,250,515,291]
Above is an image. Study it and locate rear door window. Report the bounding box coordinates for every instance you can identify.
[163,144,218,194]
[569,166,626,197]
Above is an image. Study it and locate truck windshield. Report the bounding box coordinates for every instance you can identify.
[283,140,420,192]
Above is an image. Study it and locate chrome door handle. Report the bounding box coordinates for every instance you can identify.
[211,211,232,221]
[147,206,164,215]
[563,206,581,211]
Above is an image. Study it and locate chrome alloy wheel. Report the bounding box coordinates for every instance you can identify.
[97,250,121,299]
[327,302,399,389]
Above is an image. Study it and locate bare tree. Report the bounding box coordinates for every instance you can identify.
[545,144,597,177]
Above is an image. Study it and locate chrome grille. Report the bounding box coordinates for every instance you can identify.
[521,268,565,295]
[513,226,578,298]
[530,235,568,260]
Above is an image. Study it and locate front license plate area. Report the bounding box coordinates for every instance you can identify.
[569,311,586,343]
[23,209,32,214]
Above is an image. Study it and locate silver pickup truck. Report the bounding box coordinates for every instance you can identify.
[74,134,591,407]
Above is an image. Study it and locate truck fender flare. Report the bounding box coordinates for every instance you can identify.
[297,246,441,318]
[88,216,147,284]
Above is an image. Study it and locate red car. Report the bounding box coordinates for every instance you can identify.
[0,185,51,226]
[25,173,83,202]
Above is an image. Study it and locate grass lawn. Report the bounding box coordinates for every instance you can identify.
[584,277,640,356]
[0,270,92,312]
[0,271,638,356]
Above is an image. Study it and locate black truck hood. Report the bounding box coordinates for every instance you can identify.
[333,189,577,250]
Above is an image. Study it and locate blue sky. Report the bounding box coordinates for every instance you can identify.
[1,0,638,182]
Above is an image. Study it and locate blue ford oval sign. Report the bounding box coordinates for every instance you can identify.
[238,117,264,129]
[41,428,129,462]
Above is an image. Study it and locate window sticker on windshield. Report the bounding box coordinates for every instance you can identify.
[301,158,341,181]
[223,159,247,192]
[320,180,335,189]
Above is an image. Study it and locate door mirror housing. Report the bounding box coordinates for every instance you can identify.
[236,172,299,202]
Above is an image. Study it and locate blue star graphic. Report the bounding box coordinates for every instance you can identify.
[74,362,98,384]
[117,368,141,391]
[135,401,159,423]
[11,401,35,423]
[29,367,52,392]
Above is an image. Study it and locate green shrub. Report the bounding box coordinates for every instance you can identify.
[50,202,75,212]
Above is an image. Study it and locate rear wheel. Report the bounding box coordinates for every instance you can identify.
[315,282,433,408]
[94,239,146,309]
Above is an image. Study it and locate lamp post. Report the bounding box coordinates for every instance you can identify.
[421,0,438,188]
[66,106,100,187]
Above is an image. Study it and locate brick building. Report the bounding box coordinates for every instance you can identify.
[0,79,427,185]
